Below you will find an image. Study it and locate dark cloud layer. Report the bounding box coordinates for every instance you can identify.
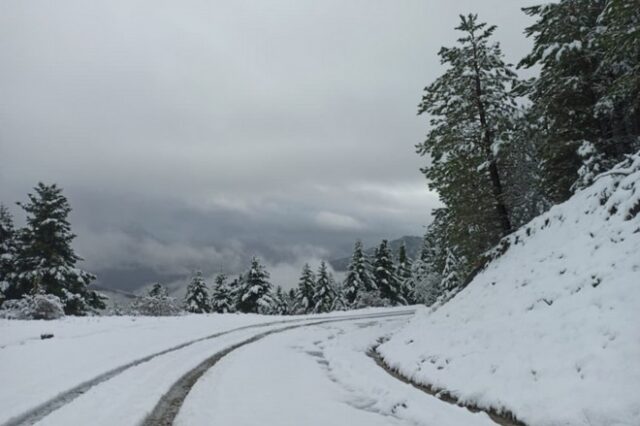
[0,0,538,289]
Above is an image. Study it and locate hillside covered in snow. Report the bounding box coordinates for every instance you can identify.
[378,153,640,426]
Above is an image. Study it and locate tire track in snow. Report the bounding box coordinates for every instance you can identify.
[367,346,526,426]
[1,311,412,426]
[142,311,415,426]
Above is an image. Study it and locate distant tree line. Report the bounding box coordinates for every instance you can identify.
[136,239,423,317]
[414,2,640,299]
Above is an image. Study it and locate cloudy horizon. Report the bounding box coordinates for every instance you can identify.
[0,0,539,291]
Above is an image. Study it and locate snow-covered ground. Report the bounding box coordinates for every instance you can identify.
[177,318,494,426]
[0,308,413,425]
[379,156,640,426]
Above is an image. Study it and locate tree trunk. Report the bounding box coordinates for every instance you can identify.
[471,40,512,235]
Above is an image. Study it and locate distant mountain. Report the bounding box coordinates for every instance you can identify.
[329,236,422,272]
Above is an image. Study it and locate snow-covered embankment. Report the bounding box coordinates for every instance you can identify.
[379,153,640,426]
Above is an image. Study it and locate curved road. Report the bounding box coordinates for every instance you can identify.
[5,310,503,426]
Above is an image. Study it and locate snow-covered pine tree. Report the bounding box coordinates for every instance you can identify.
[12,183,105,315]
[519,0,639,202]
[211,274,234,313]
[286,288,298,314]
[373,240,404,305]
[440,249,463,293]
[396,243,414,304]
[0,205,17,304]
[342,240,374,306]
[183,271,211,313]
[313,261,335,313]
[235,257,273,314]
[411,225,446,305]
[271,286,290,315]
[148,282,168,298]
[131,283,180,316]
[331,283,348,312]
[295,263,316,314]
[416,15,520,284]
[598,0,640,131]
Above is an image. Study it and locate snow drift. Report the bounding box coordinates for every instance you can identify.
[379,153,640,426]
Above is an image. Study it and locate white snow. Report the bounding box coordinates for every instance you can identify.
[0,308,411,425]
[177,318,494,426]
[378,154,640,426]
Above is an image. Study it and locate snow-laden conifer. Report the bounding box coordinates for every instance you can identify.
[12,183,105,315]
[132,283,180,316]
[343,241,374,306]
[0,205,17,305]
[271,286,290,315]
[373,240,404,305]
[313,261,335,313]
[235,257,273,314]
[211,274,234,313]
[396,243,414,304]
[416,15,521,283]
[295,263,316,314]
[184,271,211,313]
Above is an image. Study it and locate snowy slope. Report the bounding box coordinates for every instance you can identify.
[379,153,640,426]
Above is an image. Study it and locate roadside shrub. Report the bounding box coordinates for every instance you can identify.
[0,294,65,320]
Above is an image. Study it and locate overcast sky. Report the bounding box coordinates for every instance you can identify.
[0,0,539,290]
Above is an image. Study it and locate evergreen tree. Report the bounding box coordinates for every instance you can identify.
[373,240,404,305]
[211,274,234,313]
[235,257,273,314]
[331,283,348,312]
[296,263,316,314]
[440,249,463,292]
[271,286,290,315]
[0,205,17,304]
[598,0,640,127]
[396,243,414,304]
[418,14,518,237]
[343,241,374,305]
[12,183,104,315]
[416,15,520,282]
[131,283,180,316]
[519,0,639,202]
[313,261,335,313]
[183,271,211,313]
[501,110,551,226]
[148,282,168,298]
[286,288,298,314]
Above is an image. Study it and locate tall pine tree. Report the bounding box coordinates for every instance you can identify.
[235,257,273,314]
[343,240,374,305]
[519,0,639,202]
[211,274,234,313]
[184,271,211,313]
[296,263,316,314]
[271,286,290,315]
[373,240,404,305]
[12,183,104,315]
[0,205,17,304]
[396,243,414,304]
[313,261,336,313]
[417,15,520,280]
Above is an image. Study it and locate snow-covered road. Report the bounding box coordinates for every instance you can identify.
[1,310,497,425]
[175,317,495,426]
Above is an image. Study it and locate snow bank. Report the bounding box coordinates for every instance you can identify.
[379,153,640,426]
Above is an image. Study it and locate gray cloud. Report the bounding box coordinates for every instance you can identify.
[0,0,539,290]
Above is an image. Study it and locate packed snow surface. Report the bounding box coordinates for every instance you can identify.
[177,318,494,426]
[379,155,640,426]
[0,308,410,425]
